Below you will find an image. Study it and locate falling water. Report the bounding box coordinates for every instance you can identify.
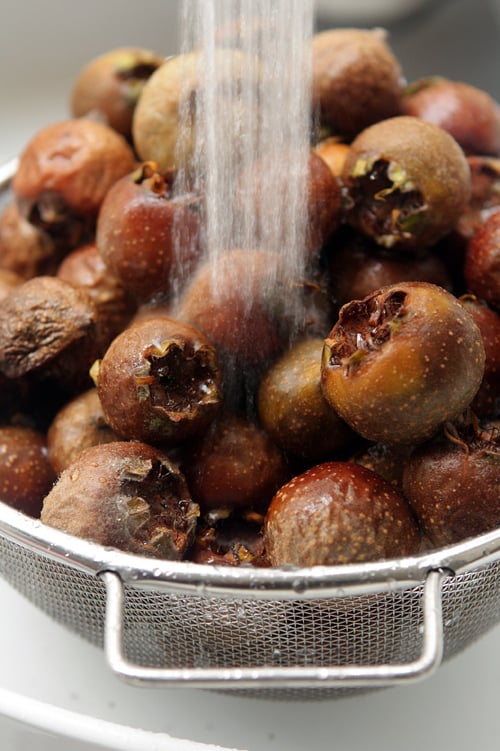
[174,0,314,328]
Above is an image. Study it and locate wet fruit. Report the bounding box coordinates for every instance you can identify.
[321,282,485,445]
[264,461,420,566]
[41,441,199,559]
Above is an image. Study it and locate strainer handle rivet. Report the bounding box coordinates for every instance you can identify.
[100,567,446,690]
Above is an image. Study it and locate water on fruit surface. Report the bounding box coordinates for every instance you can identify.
[174,0,314,329]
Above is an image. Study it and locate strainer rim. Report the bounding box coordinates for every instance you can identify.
[0,501,499,598]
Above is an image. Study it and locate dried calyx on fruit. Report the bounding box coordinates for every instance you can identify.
[342,116,471,250]
[403,413,500,547]
[321,282,486,445]
[41,441,199,559]
[92,317,222,446]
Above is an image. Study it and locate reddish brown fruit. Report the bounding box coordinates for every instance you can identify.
[459,295,500,417]
[12,119,136,245]
[57,242,136,347]
[93,317,222,446]
[403,417,500,547]
[176,248,295,367]
[327,233,452,311]
[96,162,204,303]
[464,208,500,310]
[403,77,500,156]
[321,282,485,445]
[0,425,56,517]
[182,414,290,512]
[264,461,420,566]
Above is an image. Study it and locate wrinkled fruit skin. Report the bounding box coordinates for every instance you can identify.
[0,276,100,393]
[264,461,420,566]
[403,420,500,547]
[342,116,471,251]
[321,282,486,445]
[94,317,222,445]
[12,119,136,228]
[41,441,199,559]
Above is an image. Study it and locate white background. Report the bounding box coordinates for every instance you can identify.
[0,1,499,749]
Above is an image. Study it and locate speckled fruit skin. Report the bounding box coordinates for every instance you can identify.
[41,441,199,559]
[0,425,56,518]
[257,338,355,461]
[96,164,204,303]
[182,414,290,512]
[264,461,420,567]
[321,282,486,445]
[342,116,471,251]
[402,424,500,547]
[94,317,222,446]
[311,28,405,138]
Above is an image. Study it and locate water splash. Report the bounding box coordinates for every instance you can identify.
[174,0,314,329]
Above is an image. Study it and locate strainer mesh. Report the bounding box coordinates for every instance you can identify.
[0,533,499,701]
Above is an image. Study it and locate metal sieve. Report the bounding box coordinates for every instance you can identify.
[0,159,499,701]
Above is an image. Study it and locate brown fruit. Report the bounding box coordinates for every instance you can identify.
[257,337,356,461]
[321,282,485,445]
[12,119,136,245]
[403,417,500,547]
[41,441,199,559]
[182,413,290,512]
[71,47,164,139]
[311,28,404,138]
[342,116,471,251]
[264,461,420,566]
[96,162,204,303]
[0,425,56,517]
[464,208,500,310]
[47,388,120,475]
[0,276,100,393]
[403,77,500,156]
[93,317,222,446]
[57,242,136,347]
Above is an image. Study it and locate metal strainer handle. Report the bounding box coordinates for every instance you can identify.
[101,568,446,690]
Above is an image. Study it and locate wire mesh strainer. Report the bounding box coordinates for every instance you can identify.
[0,158,499,701]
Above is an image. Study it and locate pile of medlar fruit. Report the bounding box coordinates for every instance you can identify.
[0,28,499,569]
